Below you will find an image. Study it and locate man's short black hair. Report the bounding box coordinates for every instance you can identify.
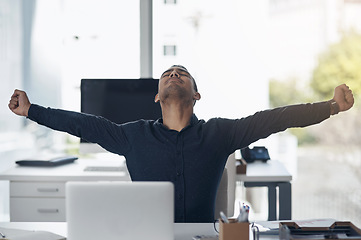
[170,65,198,92]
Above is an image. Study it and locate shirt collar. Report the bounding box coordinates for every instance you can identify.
[156,114,199,131]
[189,114,198,126]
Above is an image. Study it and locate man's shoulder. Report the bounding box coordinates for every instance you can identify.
[196,117,237,129]
[204,117,235,123]
[121,119,159,127]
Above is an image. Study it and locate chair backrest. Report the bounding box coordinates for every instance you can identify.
[215,167,228,219]
[214,152,237,219]
[225,152,236,216]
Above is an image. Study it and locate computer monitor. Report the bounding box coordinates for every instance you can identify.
[80,78,161,153]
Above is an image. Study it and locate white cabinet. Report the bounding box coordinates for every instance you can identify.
[10,181,66,222]
[10,181,66,197]
[0,158,130,222]
[11,196,66,222]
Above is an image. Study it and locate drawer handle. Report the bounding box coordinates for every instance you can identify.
[37,188,59,192]
[37,208,59,213]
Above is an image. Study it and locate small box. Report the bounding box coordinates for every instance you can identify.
[236,158,247,174]
[219,219,249,240]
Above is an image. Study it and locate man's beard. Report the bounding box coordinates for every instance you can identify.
[161,84,192,105]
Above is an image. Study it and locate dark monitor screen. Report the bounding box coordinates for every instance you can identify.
[80,78,162,143]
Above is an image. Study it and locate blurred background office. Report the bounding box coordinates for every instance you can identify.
[1,0,361,225]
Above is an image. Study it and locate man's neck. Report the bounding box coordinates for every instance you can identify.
[160,102,194,132]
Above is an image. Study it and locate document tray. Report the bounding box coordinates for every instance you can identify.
[279,221,361,240]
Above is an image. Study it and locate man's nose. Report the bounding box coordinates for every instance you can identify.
[169,70,180,78]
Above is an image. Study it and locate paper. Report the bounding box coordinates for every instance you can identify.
[294,219,336,228]
[0,227,65,240]
[255,218,336,230]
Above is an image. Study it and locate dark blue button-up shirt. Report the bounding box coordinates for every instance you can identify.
[28,102,330,222]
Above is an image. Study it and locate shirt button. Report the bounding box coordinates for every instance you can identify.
[176,172,183,176]
[178,194,183,200]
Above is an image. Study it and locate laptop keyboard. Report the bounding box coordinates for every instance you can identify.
[84,166,124,172]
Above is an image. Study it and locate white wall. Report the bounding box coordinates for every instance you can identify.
[0,0,23,132]
[153,0,270,121]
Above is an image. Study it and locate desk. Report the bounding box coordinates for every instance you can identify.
[0,220,341,240]
[0,158,130,221]
[0,158,291,222]
[0,222,219,240]
[236,160,292,221]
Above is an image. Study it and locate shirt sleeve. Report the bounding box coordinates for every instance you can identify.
[225,101,331,152]
[27,104,131,155]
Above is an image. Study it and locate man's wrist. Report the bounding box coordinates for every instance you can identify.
[25,103,32,118]
[329,99,340,115]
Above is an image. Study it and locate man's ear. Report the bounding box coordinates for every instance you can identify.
[154,93,160,103]
[194,92,201,101]
[192,92,201,106]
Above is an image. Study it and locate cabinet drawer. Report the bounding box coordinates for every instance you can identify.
[10,181,65,197]
[10,197,65,222]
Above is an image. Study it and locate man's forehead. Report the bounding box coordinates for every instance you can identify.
[161,66,190,75]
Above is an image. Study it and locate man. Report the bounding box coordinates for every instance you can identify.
[9,65,354,223]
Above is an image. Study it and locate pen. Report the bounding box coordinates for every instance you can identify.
[0,230,5,238]
[237,203,250,222]
[220,211,229,223]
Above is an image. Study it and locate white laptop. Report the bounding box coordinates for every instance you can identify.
[66,181,174,240]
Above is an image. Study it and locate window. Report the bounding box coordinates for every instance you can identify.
[62,0,140,111]
[164,0,177,4]
[163,45,177,56]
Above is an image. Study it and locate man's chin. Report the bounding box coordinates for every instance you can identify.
[165,84,184,93]
[162,86,190,101]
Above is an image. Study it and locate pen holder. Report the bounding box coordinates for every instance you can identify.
[219,219,249,240]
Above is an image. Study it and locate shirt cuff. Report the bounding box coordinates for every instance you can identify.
[27,104,42,121]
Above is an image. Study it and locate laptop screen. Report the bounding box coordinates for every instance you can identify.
[66,181,174,240]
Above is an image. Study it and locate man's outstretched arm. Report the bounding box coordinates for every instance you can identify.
[224,84,354,152]
[8,89,131,155]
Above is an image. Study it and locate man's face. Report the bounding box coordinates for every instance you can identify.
[159,66,194,91]
[155,66,199,105]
